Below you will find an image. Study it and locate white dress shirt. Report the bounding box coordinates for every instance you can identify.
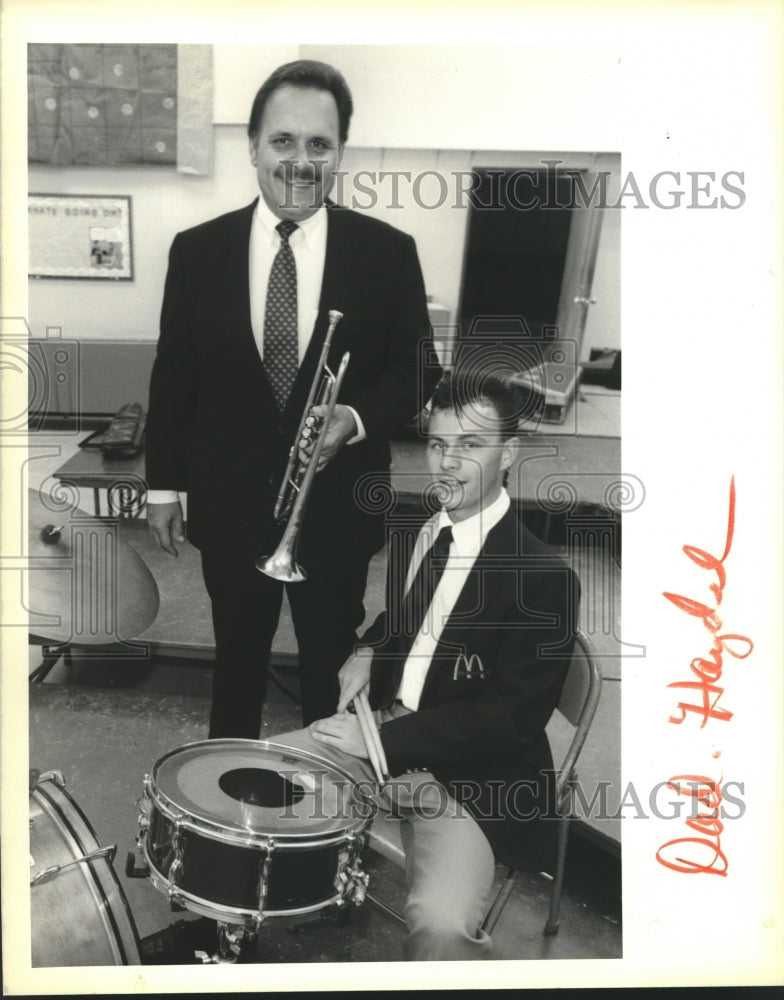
[396,489,511,711]
[149,199,363,505]
[249,197,327,364]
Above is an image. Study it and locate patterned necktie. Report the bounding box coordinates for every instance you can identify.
[399,525,454,650]
[263,220,299,412]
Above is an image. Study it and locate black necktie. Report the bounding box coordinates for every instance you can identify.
[263,220,299,412]
[399,525,453,650]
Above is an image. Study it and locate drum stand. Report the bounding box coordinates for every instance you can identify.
[194,896,362,964]
[197,922,257,964]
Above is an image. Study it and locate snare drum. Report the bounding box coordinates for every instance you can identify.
[30,770,141,967]
[138,740,374,926]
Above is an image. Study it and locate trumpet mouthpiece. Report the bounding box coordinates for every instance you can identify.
[328,309,344,324]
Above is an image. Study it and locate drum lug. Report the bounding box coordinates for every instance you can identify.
[169,815,185,885]
[336,833,370,907]
[137,786,152,815]
[135,786,152,851]
[135,812,150,840]
[257,838,275,917]
[342,862,370,906]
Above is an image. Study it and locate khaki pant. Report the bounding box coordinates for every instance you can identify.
[274,705,495,961]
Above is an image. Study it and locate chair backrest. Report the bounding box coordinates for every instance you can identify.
[554,630,602,798]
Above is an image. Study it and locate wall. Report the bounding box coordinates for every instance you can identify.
[300,44,621,152]
[28,128,258,340]
[27,43,621,355]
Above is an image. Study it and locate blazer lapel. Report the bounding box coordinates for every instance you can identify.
[319,202,361,318]
[418,509,517,704]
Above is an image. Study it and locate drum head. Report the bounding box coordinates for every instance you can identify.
[150,740,372,844]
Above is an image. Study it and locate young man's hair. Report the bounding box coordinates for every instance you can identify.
[247,60,354,145]
[429,369,522,439]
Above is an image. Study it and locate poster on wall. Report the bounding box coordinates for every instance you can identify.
[28,193,133,279]
[27,43,178,168]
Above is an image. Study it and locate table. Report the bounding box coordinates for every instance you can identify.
[52,448,146,517]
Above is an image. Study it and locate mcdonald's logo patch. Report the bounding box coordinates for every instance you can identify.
[452,652,487,681]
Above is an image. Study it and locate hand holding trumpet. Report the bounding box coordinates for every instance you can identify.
[297,403,357,473]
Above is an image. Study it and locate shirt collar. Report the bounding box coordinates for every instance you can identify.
[254,197,327,252]
[435,489,510,552]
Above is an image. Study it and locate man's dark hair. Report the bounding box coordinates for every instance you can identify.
[247,60,353,145]
[429,369,522,439]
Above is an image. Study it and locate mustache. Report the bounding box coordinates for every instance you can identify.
[274,160,330,183]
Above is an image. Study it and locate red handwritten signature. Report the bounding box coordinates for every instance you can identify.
[662,476,754,728]
[656,477,754,877]
[656,775,728,876]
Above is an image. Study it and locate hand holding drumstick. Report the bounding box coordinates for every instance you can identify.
[339,649,389,784]
[309,650,389,786]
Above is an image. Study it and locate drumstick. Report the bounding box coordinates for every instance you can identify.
[354,690,390,785]
[357,690,390,781]
[353,693,383,784]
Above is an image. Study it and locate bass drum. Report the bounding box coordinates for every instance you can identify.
[29,770,141,967]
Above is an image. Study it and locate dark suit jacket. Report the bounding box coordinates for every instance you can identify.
[365,507,580,870]
[146,199,438,565]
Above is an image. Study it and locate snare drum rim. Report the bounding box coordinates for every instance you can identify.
[31,776,142,966]
[145,738,374,846]
[144,798,368,852]
[141,845,351,924]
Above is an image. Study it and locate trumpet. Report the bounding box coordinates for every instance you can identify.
[256,309,350,583]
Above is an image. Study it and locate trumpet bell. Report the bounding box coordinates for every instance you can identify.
[255,551,307,583]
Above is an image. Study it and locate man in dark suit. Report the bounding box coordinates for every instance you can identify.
[145,60,438,734]
[274,371,580,960]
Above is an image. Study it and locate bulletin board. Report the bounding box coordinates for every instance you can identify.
[28,193,133,280]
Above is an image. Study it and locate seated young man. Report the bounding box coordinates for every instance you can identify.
[274,370,580,961]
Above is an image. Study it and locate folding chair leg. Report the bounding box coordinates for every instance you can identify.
[544,814,570,935]
[480,868,517,935]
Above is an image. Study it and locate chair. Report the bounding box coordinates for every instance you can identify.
[365,629,603,938]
